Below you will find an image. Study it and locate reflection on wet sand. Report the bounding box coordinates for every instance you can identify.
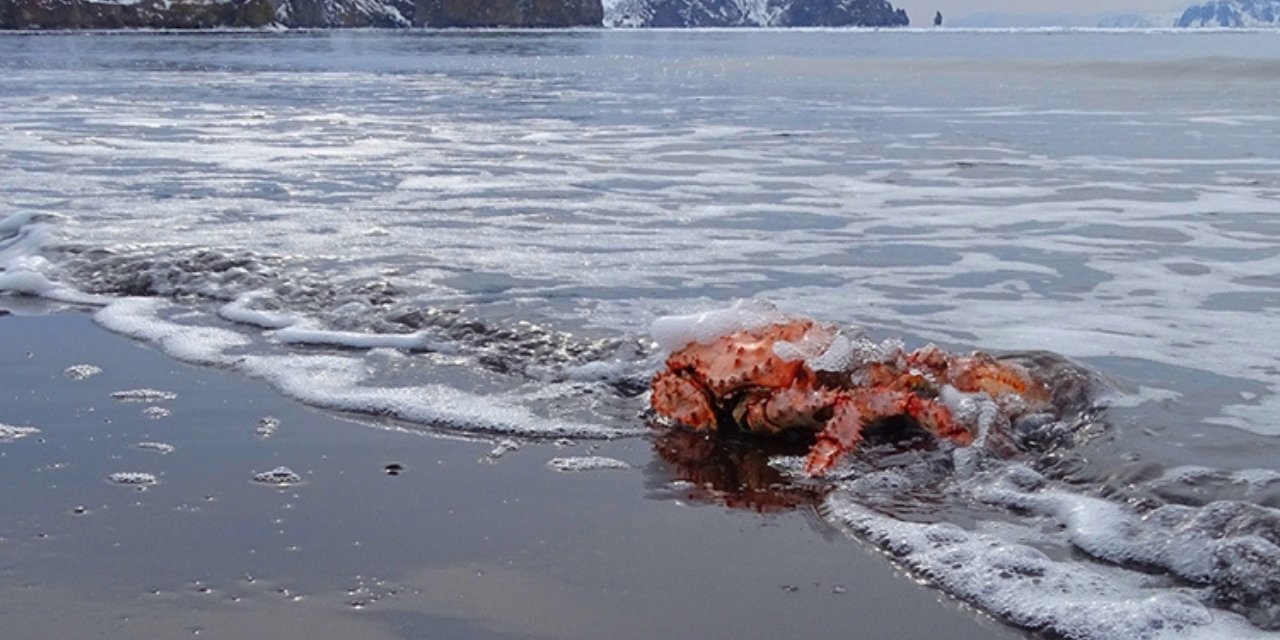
[650,429,827,513]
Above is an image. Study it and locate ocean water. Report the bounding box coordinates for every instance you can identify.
[3,29,1280,638]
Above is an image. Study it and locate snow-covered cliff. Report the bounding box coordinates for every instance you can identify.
[604,0,909,27]
[1177,0,1279,26]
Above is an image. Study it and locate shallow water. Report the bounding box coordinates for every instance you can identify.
[0,311,1021,640]
[3,29,1280,638]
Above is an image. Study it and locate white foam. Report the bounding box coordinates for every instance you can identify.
[0,269,56,296]
[217,292,300,329]
[63,364,103,380]
[799,333,855,371]
[650,299,795,353]
[256,415,281,438]
[239,353,643,439]
[95,298,248,366]
[253,466,302,486]
[272,325,443,351]
[110,388,177,403]
[0,213,107,306]
[135,441,175,454]
[826,496,1273,640]
[0,423,41,442]
[142,406,171,420]
[108,471,157,486]
[546,456,632,472]
[0,212,40,236]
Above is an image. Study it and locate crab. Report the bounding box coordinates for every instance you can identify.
[650,316,1050,476]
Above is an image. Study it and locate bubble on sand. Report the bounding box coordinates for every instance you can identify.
[256,416,280,438]
[253,466,302,486]
[546,456,632,472]
[109,471,157,486]
[142,406,171,420]
[135,442,175,454]
[111,389,177,403]
[485,438,521,461]
[63,364,103,380]
[0,424,41,443]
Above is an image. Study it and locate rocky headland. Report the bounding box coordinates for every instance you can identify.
[0,0,605,28]
[606,0,909,27]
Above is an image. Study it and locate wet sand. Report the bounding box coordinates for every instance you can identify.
[0,307,1025,640]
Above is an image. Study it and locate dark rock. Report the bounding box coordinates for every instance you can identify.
[778,0,907,26]
[606,0,909,27]
[413,0,602,27]
[0,0,604,28]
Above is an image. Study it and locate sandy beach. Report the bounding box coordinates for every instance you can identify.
[0,306,1023,640]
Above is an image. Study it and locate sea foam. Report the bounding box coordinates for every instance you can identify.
[825,498,1274,640]
[650,299,794,353]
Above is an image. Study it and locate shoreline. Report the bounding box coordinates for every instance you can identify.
[0,307,1021,639]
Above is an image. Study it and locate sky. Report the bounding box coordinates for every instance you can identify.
[893,0,1189,24]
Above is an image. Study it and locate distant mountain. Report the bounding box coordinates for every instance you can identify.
[0,0,603,28]
[604,0,909,27]
[949,11,1179,28]
[1176,0,1279,26]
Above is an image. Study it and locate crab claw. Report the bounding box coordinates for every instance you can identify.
[651,369,718,431]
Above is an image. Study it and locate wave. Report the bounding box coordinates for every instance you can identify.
[6,209,1280,636]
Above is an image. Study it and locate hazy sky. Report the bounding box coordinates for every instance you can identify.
[894,0,1188,23]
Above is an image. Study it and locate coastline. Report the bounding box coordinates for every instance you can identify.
[0,306,1022,640]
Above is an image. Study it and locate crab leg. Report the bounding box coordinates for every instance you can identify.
[803,390,970,476]
[651,369,719,431]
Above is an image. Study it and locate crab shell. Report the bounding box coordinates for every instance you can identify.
[650,319,838,434]
[650,317,1053,475]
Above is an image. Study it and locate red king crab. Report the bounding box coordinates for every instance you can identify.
[650,313,1050,476]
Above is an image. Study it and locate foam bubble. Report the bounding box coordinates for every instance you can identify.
[108,471,157,486]
[111,389,177,403]
[253,466,302,486]
[142,406,171,420]
[63,364,103,380]
[0,423,41,442]
[135,442,175,454]
[546,456,632,472]
[256,416,281,438]
[485,438,521,460]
